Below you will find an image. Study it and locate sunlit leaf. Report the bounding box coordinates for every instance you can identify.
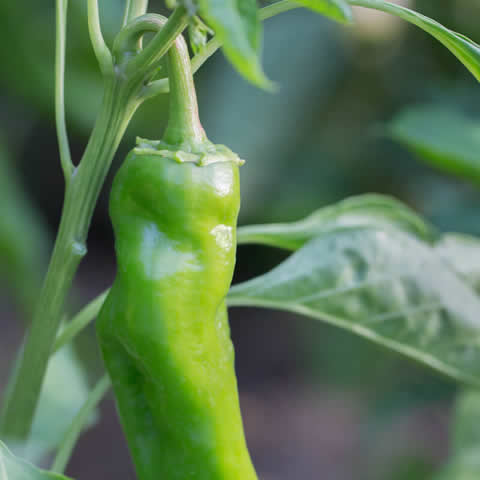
[0,441,72,480]
[349,0,480,82]
[293,0,353,24]
[229,227,480,386]
[433,236,480,478]
[390,106,480,184]
[237,194,437,250]
[435,234,480,294]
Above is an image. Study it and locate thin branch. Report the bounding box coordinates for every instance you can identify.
[141,77,169,100]
[123,0,149,26]
[53,290,109,353]
[87,0,113,74]
[259,0,300,21]
[55,0,74,183]
[190,37,220,74]
[51,375,111,474]
[123,0,132,26]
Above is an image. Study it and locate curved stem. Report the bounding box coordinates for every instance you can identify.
[53,289,109,353]
[55,0,73,183]
[123,0,149,26]
[87,0,113,75]
[127,7,188,74]
[51,374,111,474]
[114,14,168,60]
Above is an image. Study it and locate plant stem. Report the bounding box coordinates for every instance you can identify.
[51,374,111,474]
[0,80,137,440]
[55,0,73,183]
[190,37,221,76]
[163,30,206,145]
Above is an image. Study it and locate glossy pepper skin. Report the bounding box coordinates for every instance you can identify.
[96,16,257,480]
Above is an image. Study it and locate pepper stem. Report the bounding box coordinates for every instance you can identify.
[163,30,206,146]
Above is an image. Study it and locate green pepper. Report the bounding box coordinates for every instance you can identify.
[96,15,257,480]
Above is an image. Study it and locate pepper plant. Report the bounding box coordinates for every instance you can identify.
[1,0,480,479]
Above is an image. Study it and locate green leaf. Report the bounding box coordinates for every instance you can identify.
[237,194,437,250]
[293,0,353,24]
[390,106,480,184]
[197,0,272,88]
[228,227,480,386]
[349,0,480,82]
[30,347,94,461]
[434,453,480,480]
[433,390,480,480]
[451,390,480,454]
[0,441,72,480]
[6,346,94,464]
[0,142,50,310]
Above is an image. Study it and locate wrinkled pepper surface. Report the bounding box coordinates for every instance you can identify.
[96,15,257,480]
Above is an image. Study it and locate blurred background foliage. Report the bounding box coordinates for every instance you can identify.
[1,1,480,479]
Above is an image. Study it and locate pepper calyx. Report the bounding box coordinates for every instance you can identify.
[134,136,245,166]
